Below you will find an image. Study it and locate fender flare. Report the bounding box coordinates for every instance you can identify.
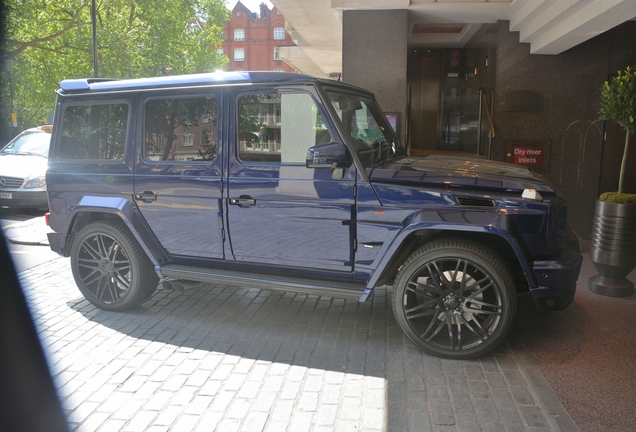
[63,196,169,272]
[366,214,537,290]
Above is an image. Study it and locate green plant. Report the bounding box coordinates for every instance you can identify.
[599,192,636,204]
[599,66,636,197]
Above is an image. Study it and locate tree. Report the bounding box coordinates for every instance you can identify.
[599,66,636,197]
[1,0,229,133]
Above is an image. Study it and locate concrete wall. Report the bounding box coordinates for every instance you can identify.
[342,10,408,145]
[494,20,636,240]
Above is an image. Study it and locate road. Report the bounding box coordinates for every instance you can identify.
[0,209,61,273]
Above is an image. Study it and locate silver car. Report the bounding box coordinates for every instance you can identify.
[0,125,51,211]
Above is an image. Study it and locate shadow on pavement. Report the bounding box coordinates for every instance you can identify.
[62,281,555,431]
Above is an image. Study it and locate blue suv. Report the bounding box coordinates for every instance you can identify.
[46,72,582,358]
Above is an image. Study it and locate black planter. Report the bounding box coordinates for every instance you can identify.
[589,200,636,297]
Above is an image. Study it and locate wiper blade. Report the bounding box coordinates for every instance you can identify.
[12,151,47,157]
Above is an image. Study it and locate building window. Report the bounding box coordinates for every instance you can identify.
[234,28,244,41]
[274,47,280,61]
[274,68,284,72]
[183,133,193,147]
[235,48,245,61]
[274,27,285,40]
[217,48,224,55]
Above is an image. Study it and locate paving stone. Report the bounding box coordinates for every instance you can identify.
[17,257,576,432]
[123,410,156,432]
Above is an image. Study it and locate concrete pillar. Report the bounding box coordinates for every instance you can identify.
[342,10,408,145]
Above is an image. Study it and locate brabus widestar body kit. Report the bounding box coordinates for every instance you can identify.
[46,72,582,359]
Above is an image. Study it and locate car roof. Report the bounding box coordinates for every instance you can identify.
[56,71,363,95]
[18,125,53,134]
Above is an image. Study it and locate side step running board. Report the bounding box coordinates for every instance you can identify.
[160,264,366,301]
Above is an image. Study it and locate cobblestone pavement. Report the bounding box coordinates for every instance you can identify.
[20,256,577,432]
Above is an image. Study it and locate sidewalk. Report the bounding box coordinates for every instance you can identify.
[3,215,52,246]
[9,217,584,432]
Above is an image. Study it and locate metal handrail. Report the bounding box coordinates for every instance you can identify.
[477,87,495,158]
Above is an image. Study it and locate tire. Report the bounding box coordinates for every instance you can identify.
[70,219,158,311]
[392,238,517,359]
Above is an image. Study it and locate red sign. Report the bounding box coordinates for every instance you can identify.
[512,145,544,167]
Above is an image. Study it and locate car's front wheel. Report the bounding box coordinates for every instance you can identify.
[70,219,158,311]
[392,238,517,359]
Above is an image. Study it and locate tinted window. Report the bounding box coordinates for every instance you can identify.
[144,96,218,162]
[59,103,128,160]
[326,90,406,168]
[237,92,330,163]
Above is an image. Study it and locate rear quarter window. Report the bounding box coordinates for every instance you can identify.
[58,102,129,160]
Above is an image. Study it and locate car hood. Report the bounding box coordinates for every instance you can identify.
[369,154,555,195]
[0,154,48,178]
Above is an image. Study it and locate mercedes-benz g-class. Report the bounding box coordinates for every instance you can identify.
[46,72,582,358]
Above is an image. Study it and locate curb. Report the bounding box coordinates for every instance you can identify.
[507,332,580,432]
[3,217,51,246]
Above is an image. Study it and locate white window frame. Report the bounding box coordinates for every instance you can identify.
[274,47,280,61]
[202,130,213,144]
[274,27,285,40]
[183,132,194,147]
[234,48,245,62]
[234,28,244,41]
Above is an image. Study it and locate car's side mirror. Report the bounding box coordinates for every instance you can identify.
[306,142,352,170]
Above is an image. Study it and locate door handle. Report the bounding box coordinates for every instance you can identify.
[230,195,256,207]
[135,191,157,202]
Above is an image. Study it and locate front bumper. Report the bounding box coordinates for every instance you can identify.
[529,240,583,311]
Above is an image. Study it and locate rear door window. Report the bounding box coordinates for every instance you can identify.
[144,96,218,162]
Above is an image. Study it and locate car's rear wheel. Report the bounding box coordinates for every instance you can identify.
[70,219,158,311]
[392,238,517,359]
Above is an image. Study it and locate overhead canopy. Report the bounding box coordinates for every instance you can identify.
[271,0,636,76]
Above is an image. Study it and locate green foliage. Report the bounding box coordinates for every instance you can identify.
[2,0,230,131]
[599,66,636,134]
[599,192,636,204]
[598,66,636,196]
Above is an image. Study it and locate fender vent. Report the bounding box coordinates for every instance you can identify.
[456,196,496,208]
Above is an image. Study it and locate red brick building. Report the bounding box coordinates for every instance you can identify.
[222,2,297,72]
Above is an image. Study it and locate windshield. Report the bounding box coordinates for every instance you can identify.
[1,131,51,157]
[326,90,406,169]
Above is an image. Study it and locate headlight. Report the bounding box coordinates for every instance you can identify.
[23,176,46,189]
[521,188,543,202]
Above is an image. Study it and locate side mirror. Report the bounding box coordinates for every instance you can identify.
[306,142,352,169]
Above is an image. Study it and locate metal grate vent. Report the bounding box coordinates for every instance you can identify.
[456,196,496,208]
[0,176,24,188]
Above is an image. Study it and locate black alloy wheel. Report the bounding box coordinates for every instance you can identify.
[70,219,158,311]
[392,238,516,359]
